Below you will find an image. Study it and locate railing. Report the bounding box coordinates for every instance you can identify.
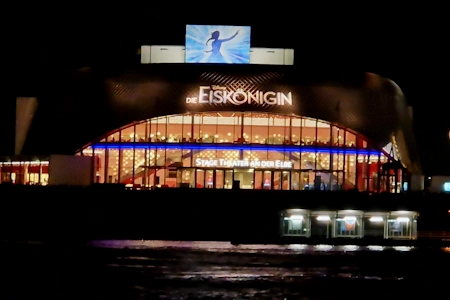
[418,231,450,240]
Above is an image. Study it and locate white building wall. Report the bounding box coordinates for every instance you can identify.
[140,45,294,65]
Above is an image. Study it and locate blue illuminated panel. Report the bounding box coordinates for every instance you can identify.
[444,182,450,192]
[185,25,251,64]
[90,143,382,156]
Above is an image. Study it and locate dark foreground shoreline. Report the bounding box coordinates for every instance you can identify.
[3,237,450,250]
[2,238,450,299]
[1,185,450,244]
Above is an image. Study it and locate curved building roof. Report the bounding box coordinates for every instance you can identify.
[21,63,421,174]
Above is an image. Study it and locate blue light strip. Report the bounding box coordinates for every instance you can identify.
[90,143,382,156]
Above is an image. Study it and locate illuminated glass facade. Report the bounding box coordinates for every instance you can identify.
[280,209,418,240]
[76,112,396,192]
[0,159,49,185]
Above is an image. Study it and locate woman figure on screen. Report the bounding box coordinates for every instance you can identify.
[205,30,239,62]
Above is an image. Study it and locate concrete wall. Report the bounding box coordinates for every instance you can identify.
[410,174,424,192]
[48,155,92,186]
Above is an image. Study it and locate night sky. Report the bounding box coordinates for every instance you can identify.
[4,6,450,175]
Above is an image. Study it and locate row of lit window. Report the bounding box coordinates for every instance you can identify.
[99,114,364,146]
[82,148,386,176]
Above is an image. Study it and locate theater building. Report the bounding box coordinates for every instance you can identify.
[78,109,398,192]
[0,35,421,192]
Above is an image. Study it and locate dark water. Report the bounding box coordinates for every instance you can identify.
[2,240,450,299]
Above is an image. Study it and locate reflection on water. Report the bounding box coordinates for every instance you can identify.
[81,240,450,299]
[89,240,416,253]
[2,240,450,299]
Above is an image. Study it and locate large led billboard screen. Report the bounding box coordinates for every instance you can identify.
[185,25,251,64]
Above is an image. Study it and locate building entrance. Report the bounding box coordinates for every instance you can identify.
[233,168,254,189]
[254,170,290,190]
[177,167,294,190]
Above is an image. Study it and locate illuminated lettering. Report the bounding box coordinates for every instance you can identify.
[195,158,218,167]
[194,159,293,169]
[187,85,293,106]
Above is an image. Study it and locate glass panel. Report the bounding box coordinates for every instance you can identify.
[182,114,193,142]
[262,171,271,190]
[335,216,362,238]
[108,131,120,142]
[82,147,93,156]
[196,169,205,188]
[363,216,386,238]
[291,171,300,190]
[317,120,330,145]
[331,171,343,190]
[357,135,367,149]
[267,150,285,162]
[215,170,224,189]
[281,171,290,190]
[182,150,192,167]
[224,170,233,189]
[357,154,368,191]
[330,126,339,146]
[250,113,269,144]
[199,113,217,143]
[301,118,316,145]
[205,169,214,188]
[332,153,344,171]
[346,131,356,147]
[132,149,146,188]
[167,115,183,143]
[242,112,253,143]
[166,149,182,164]
[120,149,134,184]
[299,171,313,190]
[94,149,105,184]
[165,166,177,188]
[345,154,356,189]
[300,151,315,170]
[233,168,254,189]
[283,217,308,236]
[155,168,166,187]
[291,151,301,169]
[291,117,301,145]
[242,150,267,162]
[315,171,331,190]
[135,122,147,142]
[268,114,288,144]
[254,170,263,189]
[216,150,240,161]
[121,126,135,142]
[147,167,157,188]
[155,149,166,167]
[368,155,380,192]
[311,217,331,238]
[216,112,240,143]
[150,118,160,142]
[317,152,330,170]
[178,168,195,188]
[273,171,281,190]
[387,219,411,238]
[158,117,168,142]
[106,149,119,183]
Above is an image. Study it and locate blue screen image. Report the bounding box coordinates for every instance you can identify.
[185,25,251,64]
